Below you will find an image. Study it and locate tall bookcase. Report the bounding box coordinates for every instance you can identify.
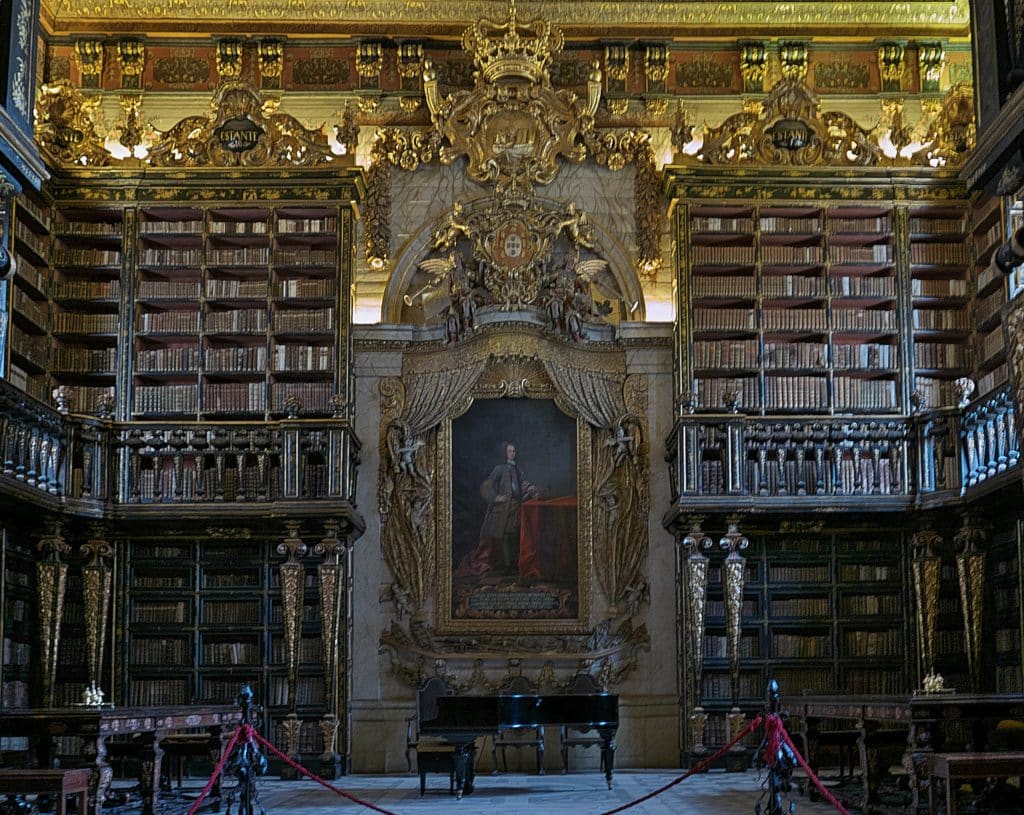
[694,527,908,745]
[132,202,341,419]
[0,528,34,760]
[9,192,51,403]
[971,195,1011,398]
[990,520,1023,693]
[908,203,971,409]
[686,201,906,413]
[122,535,330,760]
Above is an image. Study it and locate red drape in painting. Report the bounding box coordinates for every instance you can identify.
[518,497,577,580]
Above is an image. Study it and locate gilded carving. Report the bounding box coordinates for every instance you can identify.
[550,58,591,87]
[644,44,668,89]
[697,74,881,166]
[356,41,383,82]
[953,523,985,690]
[680,519,712,746]
[40,0,973,30]
[398,43,424,80]
[604,44,628,84]
[293,54,349,86]
[116,40,145,89]
[813,60,871,92]
[277,522,308,712]
[719,518,748,707]
[877,43,905,92]
[779,42,808,81]
[80,535,114,695]
[37,524,70,708]
[919,43,946,93]
[423,1,601,196]
[910,530,943,677]
[118,93,144,154]
[258,39,284,86]
[74,39,104,85]
[379,332,650,688]
[35,82,111,167]
[216,39,243,80]
[644,98,669,116]
[739,42,767,93]
[153,54,211,86]
[147,80,336,168]
[913,83,975,166]
[1006,297,1024,471]
[675,58,733,92]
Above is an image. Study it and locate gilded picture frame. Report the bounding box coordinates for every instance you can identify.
[436,394,592,635]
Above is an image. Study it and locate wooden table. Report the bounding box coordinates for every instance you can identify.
[784,693,1024,813]
[0,704,240,815]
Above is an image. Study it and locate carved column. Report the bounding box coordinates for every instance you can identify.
[720,517,749,771]
[953,521,986,691]
[679,519,712,761]
[37,523,70,708]
[910,530,943,683]
[277,521,307,779]
[80,532,113,698]
[314,520,350,778]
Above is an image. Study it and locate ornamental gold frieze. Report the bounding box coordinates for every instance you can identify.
[35,82,112,167]
[147,80,338,168]
[40,0,970,36]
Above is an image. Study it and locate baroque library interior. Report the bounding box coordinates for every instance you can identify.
[2,0,1024,812]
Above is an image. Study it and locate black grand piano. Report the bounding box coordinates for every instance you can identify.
[418,693,618,798]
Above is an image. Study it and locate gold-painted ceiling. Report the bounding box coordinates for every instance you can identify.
[41,0,971,37]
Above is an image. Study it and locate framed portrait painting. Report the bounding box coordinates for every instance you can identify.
[437,396,591,634]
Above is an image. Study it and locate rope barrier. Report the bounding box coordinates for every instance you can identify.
[184,712,852,815]
[598,714,764,815]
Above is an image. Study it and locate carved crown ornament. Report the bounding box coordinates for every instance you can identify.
[675,74,975,168]
[33,79,352,169]
[364,1,663,281]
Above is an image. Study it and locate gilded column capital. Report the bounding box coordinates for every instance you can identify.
[779,41,808,81]
[258,39,284,89]
[357,41,384,80]
[918,42,945,93]
[397,43,424,79]
[216,39,243,81]
[739,40,769,93]
[877,42,906,92]
[116,39,145,90]
[643,44,668,92]
[604,44,629,84]
[74,39,105,88]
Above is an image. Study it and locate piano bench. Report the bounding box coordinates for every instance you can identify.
[416,747,457,796]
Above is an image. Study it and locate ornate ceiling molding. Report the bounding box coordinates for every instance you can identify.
[40,0,971,37]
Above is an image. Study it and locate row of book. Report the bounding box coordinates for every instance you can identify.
[909,242,969,265]
[691,213,893,235]
[1,680,30,708]
[134,600,189,624]
[912,278,969,297]
[975,220,1005,255]
[768,565,830,582]
[205,345,267,372]
[843,669,902,694]
[702,635,760,659]
[274,344,333,371]
[203,383,268,412]
[914,342,969,368]
[15,222,48,258]
[909,215,965,234]
[51,347,117,371]
[770,597,830,617]
[832,343,895,369]
[54,248,121,267]
[843,628,901,657]
[764,375,829,409]
[838,564,894,581]
[203,641,261,666]
[700,673,763,699]
[911,309,970,331]
[10,327,47,368]
[136,346,201,372]
[140,219,205,234]
[834,376,897,409]
[138,279,202,299]
[2,638,30,666]
[277,216,338,233]
[131,638,190,666]
[203,571,261,588]
[764,342,828,369]
[695,376,760,410]
[693,339,758,368]
[977,364,1008,397]
[13,253,46,292]
[693,276,757,298]
[208,220,269,235]
[52,279,120,300]
[760,245,823,264]
[52,312,118,333]
[203,600,261,625]
[56,220,121,237]
[839,593,901,615]
[269,676,326,706]
[772,632,831,658]
[271,638,325,664]
[129,679,190,706]
[762,309,828,331]
[759,216,822,233]
[132,572,190,589]
[763,276,826,297]
[975,289,1005,326]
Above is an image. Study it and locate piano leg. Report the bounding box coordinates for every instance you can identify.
[599,728,616,790]
[453,742,477,799]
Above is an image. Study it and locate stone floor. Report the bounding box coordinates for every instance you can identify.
[152,770,844,815]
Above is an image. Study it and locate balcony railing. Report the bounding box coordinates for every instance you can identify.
[665,385,1021,509]
[0,379,361,513]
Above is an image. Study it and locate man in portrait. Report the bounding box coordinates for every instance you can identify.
[455,441,540,578]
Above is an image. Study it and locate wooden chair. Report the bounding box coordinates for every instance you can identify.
[559,673,606,774]
[405,677,456,775]
[492,675,544,774]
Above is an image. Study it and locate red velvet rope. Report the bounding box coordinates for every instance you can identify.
[248,726,401,815]
[762,714,850,815]
[598,714,765,815]
[185,713,851,815]
[185,724,242,815]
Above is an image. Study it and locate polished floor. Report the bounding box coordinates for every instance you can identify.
[189,770,843,815]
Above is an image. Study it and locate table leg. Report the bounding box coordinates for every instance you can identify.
[137,730,165,815]
[80,733,111,815]
[208,725,227,813]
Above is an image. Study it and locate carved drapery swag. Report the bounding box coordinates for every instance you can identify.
[378,331,650,686]
[379,361,487,616]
